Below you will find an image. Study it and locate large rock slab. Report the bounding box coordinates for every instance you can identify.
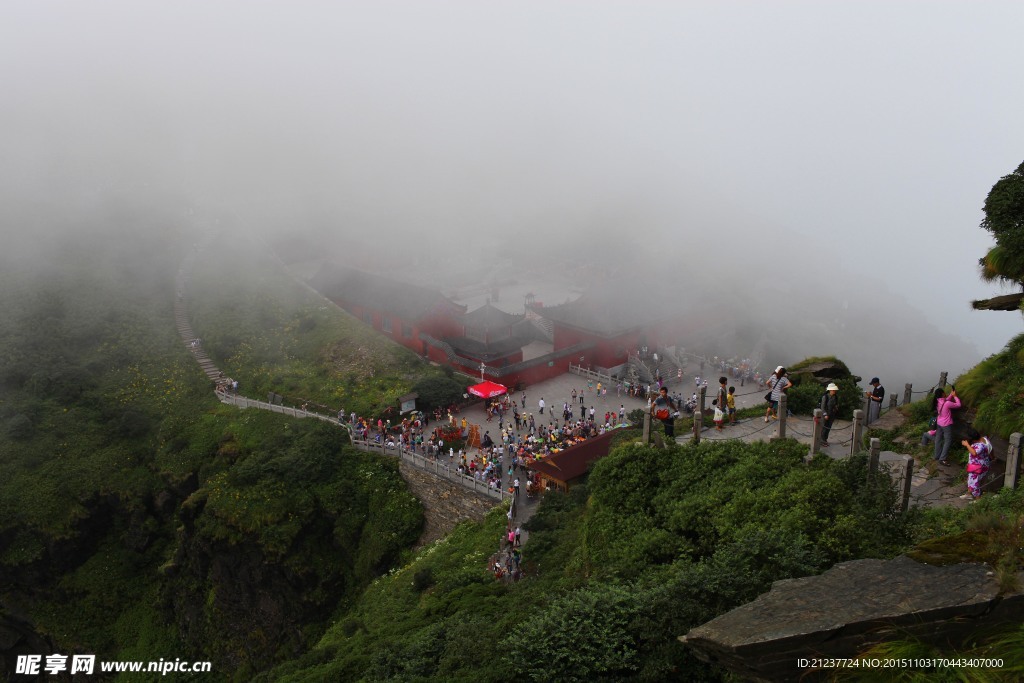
[682,556,1024,681]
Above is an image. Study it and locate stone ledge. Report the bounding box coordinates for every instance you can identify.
[682,556,1024,681]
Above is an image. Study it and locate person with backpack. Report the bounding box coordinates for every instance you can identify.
[651,386,678,439]
[764,366,791,422]
[819,383,839,447]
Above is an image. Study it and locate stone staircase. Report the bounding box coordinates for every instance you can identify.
[174,239,226,387]
[654,347,688,386]
[627,353,653,384]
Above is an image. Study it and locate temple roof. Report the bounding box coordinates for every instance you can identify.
[461,303,523,329]
[445,335,532,362]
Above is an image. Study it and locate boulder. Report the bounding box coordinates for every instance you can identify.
[681,555,1024,682]
[791,360,860,384]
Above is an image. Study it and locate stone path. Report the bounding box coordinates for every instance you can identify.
[677,406,979,509]
[174,240,228,387]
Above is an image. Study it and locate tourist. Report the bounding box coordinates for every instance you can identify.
[712,399,724,431]
[820,383,839,447]
[933,386,961,464]
[716,377,728,424]
[538,397,545,415]
[960,428,993,500]
[764,366,791,422]
[865,377,885,424]
[727,386,736,424]
[651,386,678,439]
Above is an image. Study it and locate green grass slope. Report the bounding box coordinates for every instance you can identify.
[187,231,440,418]
[955,332,1024,439]
[262,439,917,682]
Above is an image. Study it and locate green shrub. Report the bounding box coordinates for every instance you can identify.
[410,376,466,413]
[412,567,435,593]
[505,583,642,681]
[785,375,861,419]
[6,413,33,440]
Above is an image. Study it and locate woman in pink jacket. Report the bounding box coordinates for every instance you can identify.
[933,387,961,464]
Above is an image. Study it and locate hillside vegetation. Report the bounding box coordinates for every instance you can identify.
[262,440,916,682]
[5,211,1022,681]
[188,231,440,418]
[955,332,1024,439]
[0,222,429,679]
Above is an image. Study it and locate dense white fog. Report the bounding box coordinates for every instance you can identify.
[2,1,1022,387]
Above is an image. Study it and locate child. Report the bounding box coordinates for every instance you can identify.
[712,399,724,430]
[727,386,736,424]
[960,429,993,500]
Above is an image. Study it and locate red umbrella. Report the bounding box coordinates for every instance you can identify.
[467,381,508,399]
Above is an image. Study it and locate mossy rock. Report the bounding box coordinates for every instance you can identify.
[908,529,1006,567]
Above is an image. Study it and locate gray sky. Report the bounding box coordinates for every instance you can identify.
[2,1,1023,371]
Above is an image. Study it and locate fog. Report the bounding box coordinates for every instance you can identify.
[2,1,1023,388]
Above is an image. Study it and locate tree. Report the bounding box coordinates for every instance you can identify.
[409,376,465,412]
[973,161,1024,312]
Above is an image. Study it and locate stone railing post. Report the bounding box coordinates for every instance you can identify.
[772,393,788,441]
[694,385,706,443]
[938,371,947,390]
[850,409,864,454]
[643,410,651,445]
[903,383,912,406]
[1004,433,1023,490]
[867,437,881,478]
[899,455,914,512]
[888,394,898,411]
[810,408,823,456]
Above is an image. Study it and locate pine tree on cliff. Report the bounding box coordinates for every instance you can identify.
[973,160,1024,312]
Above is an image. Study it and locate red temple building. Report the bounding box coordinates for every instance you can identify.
[308,265,703,388]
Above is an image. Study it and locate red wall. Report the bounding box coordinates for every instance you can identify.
[342,303,420,353]
[500,360,569,388]
[418,308,463,341]
[457,350,523,367]
[552,325,649,369]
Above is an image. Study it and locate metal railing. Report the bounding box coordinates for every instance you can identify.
[218,389,511,502]
[349,437,513,502]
